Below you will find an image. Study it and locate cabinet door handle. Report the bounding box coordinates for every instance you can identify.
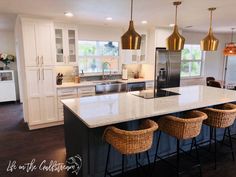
[38,69,40,80]
[36,56,40,66]
[42,69,44,80]
[41,56,44,66]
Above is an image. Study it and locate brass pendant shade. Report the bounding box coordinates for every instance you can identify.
[201,8,219,51]
[224,28,236,56]
[166,1,185,51]
[121,0,141,50]
[121,20,141,50]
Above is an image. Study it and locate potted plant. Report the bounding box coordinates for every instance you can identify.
[0,53,15,70]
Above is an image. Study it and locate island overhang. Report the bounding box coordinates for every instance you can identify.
[61,85,236,128]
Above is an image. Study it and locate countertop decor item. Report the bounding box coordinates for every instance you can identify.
[166,1,185,51]
[121,0,141,50]
[0,53,15,70]
[56,73,63,85]
[224,28,236,56]
[201,8,219,51]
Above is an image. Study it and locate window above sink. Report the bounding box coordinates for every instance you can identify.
[78,40,120,75]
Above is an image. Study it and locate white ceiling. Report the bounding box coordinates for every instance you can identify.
[0,0,235,32]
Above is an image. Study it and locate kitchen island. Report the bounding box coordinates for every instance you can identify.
[62,85,236,177]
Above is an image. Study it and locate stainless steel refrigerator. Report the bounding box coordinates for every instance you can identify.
[154,48,181,89]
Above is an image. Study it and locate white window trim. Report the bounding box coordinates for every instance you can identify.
[181,45,205,78]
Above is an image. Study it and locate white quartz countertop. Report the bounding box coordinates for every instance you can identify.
[61,85,236,128]
[56,78,154,88]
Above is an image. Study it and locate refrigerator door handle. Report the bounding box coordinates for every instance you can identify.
[167,57,171,87]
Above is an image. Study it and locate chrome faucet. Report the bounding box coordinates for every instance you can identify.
[102,62,111,80]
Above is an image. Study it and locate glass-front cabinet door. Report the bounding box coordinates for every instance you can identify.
[55,29,65,64]
[67,29,77,64]
[55,26,78,65]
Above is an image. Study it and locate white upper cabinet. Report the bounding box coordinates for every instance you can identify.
[22,20,38,67]
[36,22,55,66]
[55,23,78,65]
[122,34,147,64]
[21,18,55,67]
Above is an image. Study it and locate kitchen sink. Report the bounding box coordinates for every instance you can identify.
[98,81,123,85]
[95,81,127,94]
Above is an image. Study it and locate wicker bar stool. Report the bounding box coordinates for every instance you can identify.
[103,119,158,177]
[200,103,236,169]
[154,110,207,177]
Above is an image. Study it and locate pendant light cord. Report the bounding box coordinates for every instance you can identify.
[130,0,133,21]
[210,10,213,29]
[175,4,178,25]
[231,28,235,42]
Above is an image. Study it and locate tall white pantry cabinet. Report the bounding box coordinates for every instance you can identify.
[15,16,61,130]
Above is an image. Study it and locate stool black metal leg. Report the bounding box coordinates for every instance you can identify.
[122,154,125,177]
[146,151,151,168]
[104,144,111,177]
[177,139,180,177]
[214,127,217,170]
[190,139,194,154]
[222,128,227,145]
[135,154,139,169]
[209,127,213,151]
[194,138,202,177]
[227,127,235,161]
[154,131,162,164]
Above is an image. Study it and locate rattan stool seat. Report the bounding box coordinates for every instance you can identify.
[104,119,158,155]
[202,103,236,128]
[157,110,208,140]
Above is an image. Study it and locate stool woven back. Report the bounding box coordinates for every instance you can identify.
[103,120,158,155]
[208,80,221,88]
[158,111,208,140]
[202,103,236,128]
[206,77,215,86]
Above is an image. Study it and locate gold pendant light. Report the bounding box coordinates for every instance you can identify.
[224,28,236,56]
[166,1,185,51]
[201,8,219,51]
[121,0,141,50]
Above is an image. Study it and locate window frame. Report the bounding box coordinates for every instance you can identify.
[181,44,205,78]
[78,40,121,75]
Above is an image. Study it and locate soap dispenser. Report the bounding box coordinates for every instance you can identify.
[122,66,128,80]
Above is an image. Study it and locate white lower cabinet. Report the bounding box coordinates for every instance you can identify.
[0,70,17,102]
[26,67,58,127]
[57,86,95,120]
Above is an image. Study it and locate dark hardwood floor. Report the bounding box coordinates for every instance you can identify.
[0,103,236,177]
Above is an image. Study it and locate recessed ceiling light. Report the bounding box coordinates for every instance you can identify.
[64,12,74,17]
[105,17,113,21]
[141,20,148,24]
[169,23,175,27]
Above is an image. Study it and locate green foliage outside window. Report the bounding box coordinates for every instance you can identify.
[181,44,203,77]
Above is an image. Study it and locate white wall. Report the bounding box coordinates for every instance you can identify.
[0,30,19,100]
[182,31,230,80]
